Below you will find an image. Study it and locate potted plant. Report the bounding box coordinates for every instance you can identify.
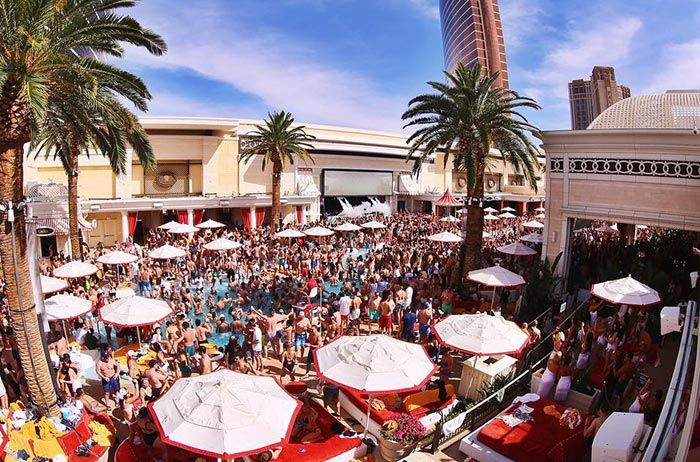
[379,413,427,461]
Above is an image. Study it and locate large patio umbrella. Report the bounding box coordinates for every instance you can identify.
[149,244,186,260]
[440,215,459,223]
[483,207,498,214]
[433,190,462,208]
[591,275,661,306]
[467,265,526,310]
[158,220,180,230]
[433,313,529,356]
[523,220,544,229]
[40,275,68,295]
[535,213,546,219]
[501,206,516,212]
[484,214,500,221]
[314,334,436,435]
[497,242,538,256]
[196,219,226,229]
[482,231,492,239]
[44,294,93,343]
[53,261,98,279]
[203,238,242,251]
[498,212,517,219]
[169,223,199,234]
[100,296,173,345]
[150,370,301,461]
[334,222,362,232]
[595,223,619,234]
[274,228,306,239]
[303,226,334,237]
[427,231,461,243]
[520,233,544,244]
[361,220,386,229]
[534,206,546,212]
[97,250,139,284]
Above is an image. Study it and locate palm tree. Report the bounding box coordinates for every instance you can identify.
[240,111,316,229]
[402,63,541,282]
[33,88,156,259]
[0,0,165,416]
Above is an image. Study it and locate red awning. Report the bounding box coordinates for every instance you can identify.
[433,190,462,207]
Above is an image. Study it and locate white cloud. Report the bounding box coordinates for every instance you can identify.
[643,39,700,94]
[500,0,544,49]
[406,0,440,20]
[123,1,407,131]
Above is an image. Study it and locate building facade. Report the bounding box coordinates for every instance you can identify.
[542,91,700,275]
[568,66,631,129]
[439,0,508,88]
[24,117,544,254]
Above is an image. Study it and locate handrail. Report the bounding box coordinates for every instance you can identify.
[642,300,697,462]
[674,302,700,460]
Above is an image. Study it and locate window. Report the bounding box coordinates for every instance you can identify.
[508,175,524,186]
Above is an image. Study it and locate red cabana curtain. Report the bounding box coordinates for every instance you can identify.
[177,210,188,224]
[255,207,265,227]
[296,206,303,223]
[127,212,138,237]
[193,209,204,226]
[241,208,252,230]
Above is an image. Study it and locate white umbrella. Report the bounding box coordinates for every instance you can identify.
[334,222,362,232]
[149,244,186,260]
[97,250,138,265]
[361,220,386,229]
[637,224,649,230]
[41,275,68,295]
[591,275,660,306]
[433,313,529,356]
[196,219,226,229]
[303,226,334,237]
[467,265,526,288]
[274,228,306,239]
[497,242,538,256]
[115,287,136,299]
[440,215,459,223]
[535,213,546,219]
[158,220,180,230]
[523,220,545,229]
[427,231,462,243]
[501,206,516,212]
[169,223,199,234]
[595,223,619,234]
[520,233,544,244]
[482,231,492,238]
[53,261,98,279]
[203,238,242,251]
[100,296,172,346]
[45,294,92,321]
[484,214,500,221]
[151,370,301,460]
[534,206,546,212]
[483,207,498,214]
[498,212,517,219]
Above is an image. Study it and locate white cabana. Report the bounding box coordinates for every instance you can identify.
[591,275,661,306]
[523,220,545,229]
[97,250,138,265]
[275,228,306,239]
[427,231,462,243]
[501,206,516,212]
[196,219,226,229]
[149,244,186,260]
[520,233,544,244]
[53,261,98,279]
[303,226,334,237]
[334,222,362,232]
[496,242,538,256]
[440,215,459,223]
[483,207,498,214]
[483,214,500,221]
[498,212,517,219]
[40,275,68,295]
[158,220,180,230]
[169,223,199,234]
[44,294,92,321]
[433,313,529,356]
[361,220,386,229]
[203,238,243,251]
[314,334,436,394]
[151,370,301,460]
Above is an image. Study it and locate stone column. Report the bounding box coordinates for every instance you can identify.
[120,211,129,242]
[250,206,257,229]
[187,209,194,226]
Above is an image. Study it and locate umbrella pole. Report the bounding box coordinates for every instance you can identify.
[363,393,372,437]
[62,320,69,345]
[491,287,496,311]
[137,327,142,349]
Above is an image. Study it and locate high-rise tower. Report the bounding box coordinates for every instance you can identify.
[439,0,509,88]
[568,66,631,129]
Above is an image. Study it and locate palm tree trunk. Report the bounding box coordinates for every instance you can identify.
[0,78,60,417]
[457,156,486,284]
[271,162,282,230]
[68,144,82,260]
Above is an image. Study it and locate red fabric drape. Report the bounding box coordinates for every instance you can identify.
[127,212,138,237]
[241,208,252,230]
[255,207,265,227]
[193,209,204,226]
[177,210,188,224]
[296,206,303,224]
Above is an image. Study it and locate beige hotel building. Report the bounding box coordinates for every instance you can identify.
[24,117,544,255]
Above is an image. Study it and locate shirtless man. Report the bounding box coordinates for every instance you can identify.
[176,322,197,357]
[417,301,433,342]
[95,351,120,408]
[145,359,169,399]
[294,311,312,359]
[197,345,212,375]
[194,319,211,343]
[584,403,610,447]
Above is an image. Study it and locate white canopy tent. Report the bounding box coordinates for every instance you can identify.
[591,275,661,306]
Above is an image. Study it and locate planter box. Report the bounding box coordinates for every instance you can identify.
[531,368,601,414]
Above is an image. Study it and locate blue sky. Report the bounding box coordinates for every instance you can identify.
[121,0,700,132]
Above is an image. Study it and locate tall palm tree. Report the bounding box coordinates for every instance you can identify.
[240,111,316,229]
[33,88,156,259]
[0,0,165,416]
[402,63,541,282]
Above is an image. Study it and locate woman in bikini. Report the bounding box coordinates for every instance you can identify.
[280,342,297,384]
